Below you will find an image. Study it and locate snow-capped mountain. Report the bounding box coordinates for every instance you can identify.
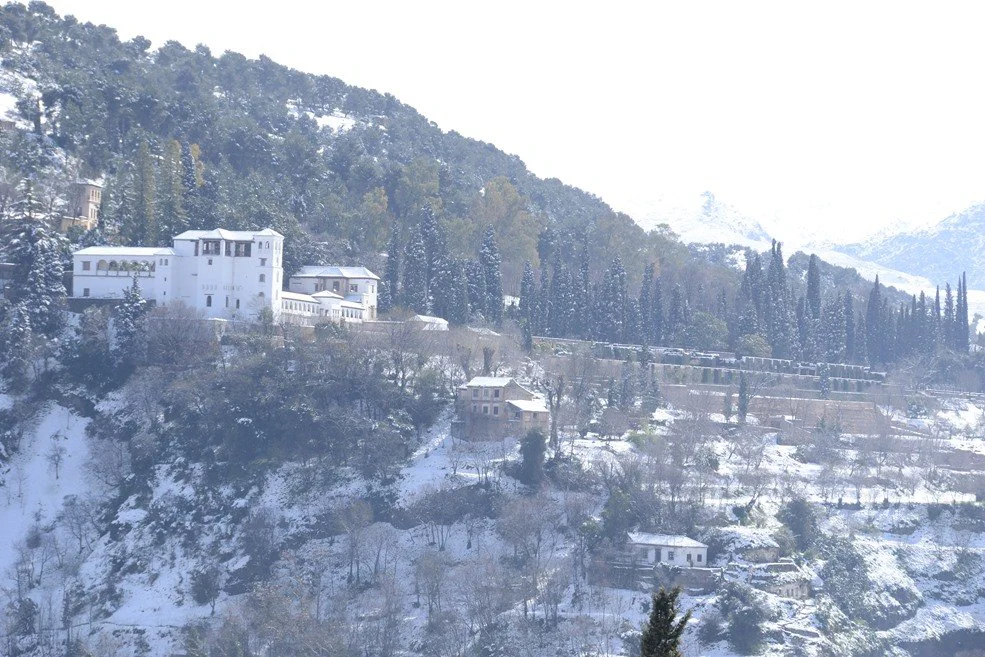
[835,202,985,289]
[635,191,775,249]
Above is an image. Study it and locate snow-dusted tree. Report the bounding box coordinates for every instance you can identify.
[114,277,149,367]
[401,225,429,314]
[479,225,502,324]
[379,228,400,314]
[640,587,691,657]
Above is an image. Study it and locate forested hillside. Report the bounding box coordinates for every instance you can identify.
[0,2,973,372]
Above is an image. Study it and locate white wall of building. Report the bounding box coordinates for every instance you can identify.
[72,229,283,321]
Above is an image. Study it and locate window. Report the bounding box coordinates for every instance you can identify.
[482,405,489,414]
[258,292,264,298]
[83,288,90,297]
[483,389,490,398]
[686,553,692,562]
[206,295,212,307]
[697,554,703,563]
[350,284,358,293]
[515,411,522,420]
[260,258,267,266]
[194,242,199,256]
[493,405,499,416]
[667,551,675,561]
[202,240,220,255]
[235,242,251,257]
[472,389,479,399]
[333,281,340,292]
[493,389,500,398]
[82,261,91,271]
[259,273,266,283]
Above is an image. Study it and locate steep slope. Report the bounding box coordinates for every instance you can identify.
[837,202,985,289]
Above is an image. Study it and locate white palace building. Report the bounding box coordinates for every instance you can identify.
[71,228,379,325]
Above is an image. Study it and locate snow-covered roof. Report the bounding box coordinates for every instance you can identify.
[464,376,513,387]
[506,399,549,413]
[173,228,282,241]
[74,246,176,257]
[409,314,449,325]
[340,300,364,309]
[628,533,707,549]
[312,290,343,299]
[282,291,318,303]
[292,265,379,280]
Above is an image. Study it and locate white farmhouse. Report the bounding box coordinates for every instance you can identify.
[72,228,284,321]
[628,533,708,568]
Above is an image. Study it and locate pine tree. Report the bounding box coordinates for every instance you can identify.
[574,240,591,339]
[23,242,66,336]
[865,276,883,365]
[479,226,503,325]
[519,428,546,488]
[944,282,955,350]
[640,587,691,657]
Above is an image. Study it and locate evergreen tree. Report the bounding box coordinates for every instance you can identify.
[479,226,503,324]
[639,264,654,346]
[944,282,955,350]
[157,139,188,238]
[640,587,691,657]
[844,293,856,363]
[574,240,591,339]
[738,373,749,424]
[519,260,537,331]
[806,253,822,319]
[132,138,157,245]
[401,226,429,314]
[464,258,487,318]
[443,259,470,325]
[865,276,883,365]
[379,228,400,314]
[23,242,66,336]
[518,428,546,488]
[651,279,664,346]
[115,277,149,367]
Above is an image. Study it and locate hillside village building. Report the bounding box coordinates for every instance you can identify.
[453,376,549,440]
[60,182,102,233]
[627,533,709,567]
[72,228,285,321]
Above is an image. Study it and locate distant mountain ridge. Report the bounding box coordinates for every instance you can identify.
[637,191,775,249]
[836,202,985,288]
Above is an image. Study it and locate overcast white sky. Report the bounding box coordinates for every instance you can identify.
[41,1,985,243]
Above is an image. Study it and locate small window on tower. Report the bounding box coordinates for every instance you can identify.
[259,273,266,283]
[206,295,212,307]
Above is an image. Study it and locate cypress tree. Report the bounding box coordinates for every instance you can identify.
[519,260,537,330]
[464,258,487,318]
[844,293,856,363]
[944,283,955,350]
[640,587,691,657]
[639,264,654,346]
[401,226,429,314]
[133,139,157,246]
[806,253,822,319]
[479,226,503,324]
[379,228,400,314]
[738,373,749,424]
